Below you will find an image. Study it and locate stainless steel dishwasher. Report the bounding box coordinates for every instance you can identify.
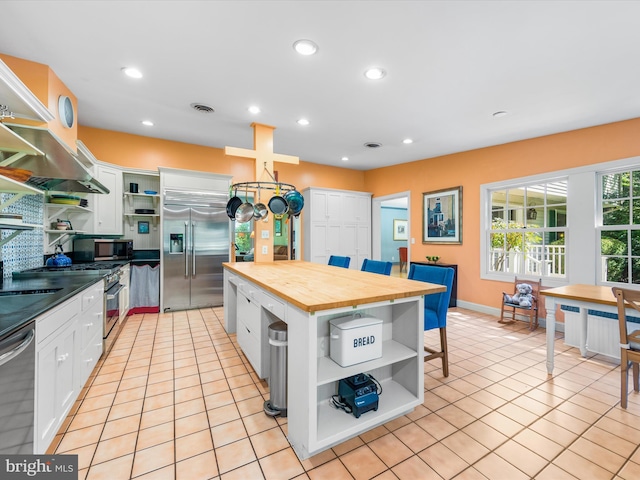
[0,323,35,454]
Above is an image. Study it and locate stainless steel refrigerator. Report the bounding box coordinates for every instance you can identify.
[162,189,229,311]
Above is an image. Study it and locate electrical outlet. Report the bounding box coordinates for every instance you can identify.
[261,230,270,239]
[411,238,415,244]
[262,245,268,254]
[391,256,395,261]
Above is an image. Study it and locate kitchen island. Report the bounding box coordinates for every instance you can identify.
[223,261,445,460]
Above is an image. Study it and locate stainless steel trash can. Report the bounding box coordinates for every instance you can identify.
[264,321,287,417]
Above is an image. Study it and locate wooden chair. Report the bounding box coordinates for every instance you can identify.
[499,277,541,330]
[408,264,454,377]
[612,287,640,408]
[398,247,408,272]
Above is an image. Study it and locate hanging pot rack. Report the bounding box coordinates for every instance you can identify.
[230,164,298,194]
[230,181,298,194]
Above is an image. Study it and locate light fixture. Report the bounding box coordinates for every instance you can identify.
[141,120,154,126]
[493,111,508,118]
[527,207,537,220]
[364,67,386,80]
[402,138,413,144]
[248,105,261,114]
[121,67,143,79]
[297,118,310,126]
[341,156,349,162]
[293,39,318,56]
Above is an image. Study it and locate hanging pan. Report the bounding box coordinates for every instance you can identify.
[253,187,268,220]
[268,184,289,216]
[235,186,255,223]
[284,189,304,217]
[226,188,242,220]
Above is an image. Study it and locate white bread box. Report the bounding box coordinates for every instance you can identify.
[329,315,383,367]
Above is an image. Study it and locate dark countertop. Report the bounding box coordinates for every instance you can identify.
[0,275,106,342]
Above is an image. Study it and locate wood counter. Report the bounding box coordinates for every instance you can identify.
[223,260,445,312]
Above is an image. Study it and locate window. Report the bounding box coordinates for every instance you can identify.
[234,219,254,253]
[488,180,567,279]
[599,169,640,284]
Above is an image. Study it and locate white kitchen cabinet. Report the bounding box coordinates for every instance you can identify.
[34,280,104,454]
[94,164,123,234]
[35,302,79,454]
[235,279,283,379]
[119,263,130,321]
[303,187,371,269]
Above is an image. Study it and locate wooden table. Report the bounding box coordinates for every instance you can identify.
[541,284,617,374]
[223,261,444,459]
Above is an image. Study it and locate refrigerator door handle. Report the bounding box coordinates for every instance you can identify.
[184,221,189,278]
[192,221,196,277]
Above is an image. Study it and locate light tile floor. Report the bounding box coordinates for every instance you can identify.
[49,307,640,479]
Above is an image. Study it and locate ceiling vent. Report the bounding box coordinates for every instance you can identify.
[364,142,382,148]
[190,103,215,113]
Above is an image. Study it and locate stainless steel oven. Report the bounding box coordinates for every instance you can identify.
[104,268,125,355]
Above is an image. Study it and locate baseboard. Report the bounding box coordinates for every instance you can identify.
[454,299,565,333]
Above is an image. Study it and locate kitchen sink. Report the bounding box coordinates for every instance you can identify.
[0,288,62,314]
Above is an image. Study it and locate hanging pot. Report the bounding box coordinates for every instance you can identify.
[283,189,304,217]
[253,188,268,220]
[268,184,289,216]
[226,188,242,220]
[235,186,255,223]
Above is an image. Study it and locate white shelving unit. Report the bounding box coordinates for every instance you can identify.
[0,173,43,247]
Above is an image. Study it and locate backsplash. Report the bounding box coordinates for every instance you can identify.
[1,193,44,279]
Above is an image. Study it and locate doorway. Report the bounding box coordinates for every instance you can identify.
[372,191,410,277]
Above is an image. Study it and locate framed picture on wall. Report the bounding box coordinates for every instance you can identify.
[275,218,282,236]
[393,219,408,241]
[423,186,462,244]
[138,221,150,234]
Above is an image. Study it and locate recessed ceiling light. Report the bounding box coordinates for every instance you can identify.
[364,142,382,148]
[293,39,318,56]
[141,120,153,126]
[341,157,349,162]
[122,67,143,79]
[364,67,386,80]
[248,105,261,114]
[402,138,413,144]
[493,111,508,118]
[297,118,310,126]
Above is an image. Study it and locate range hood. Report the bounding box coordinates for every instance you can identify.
[0,124,109,194]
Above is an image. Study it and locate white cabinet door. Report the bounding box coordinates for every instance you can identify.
[303,188,372,269]
[94,165,123,234]
[36,321,77,453]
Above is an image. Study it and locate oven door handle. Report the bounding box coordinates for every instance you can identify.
[0,329,34,367]
[106,284,125,300]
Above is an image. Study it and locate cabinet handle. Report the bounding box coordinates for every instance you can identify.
[85,322,94,328]
[57,353,69,364]
[245,326,250,334]
[86,358,93,363]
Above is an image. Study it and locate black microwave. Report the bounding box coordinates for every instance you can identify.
[73,238,133,262]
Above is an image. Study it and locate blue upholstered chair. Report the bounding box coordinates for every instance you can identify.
[408,264,454,377]
[361,258,392,276]
[328,255,351,268]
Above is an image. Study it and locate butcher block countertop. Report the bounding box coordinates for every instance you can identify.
[223,260,445,312]
[540,284,617,306]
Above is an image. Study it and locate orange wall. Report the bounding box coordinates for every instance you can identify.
[78,126,365,191]
[1,53,78,152]
[364,117,640,310]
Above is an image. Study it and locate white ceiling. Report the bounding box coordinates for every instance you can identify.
[1,1,639,171]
